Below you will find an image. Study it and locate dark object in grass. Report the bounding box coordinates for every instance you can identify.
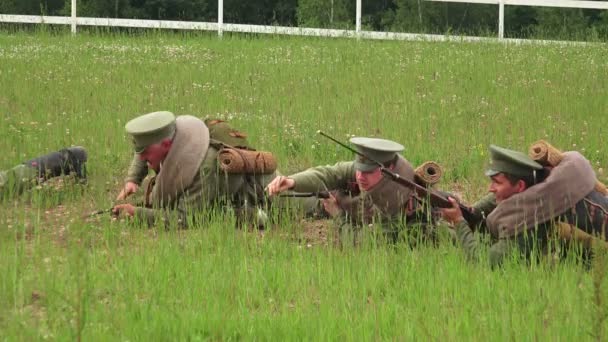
[24,146,88,181]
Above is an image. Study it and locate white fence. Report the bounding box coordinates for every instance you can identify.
[0,0,606,43]
[426,0,608,38]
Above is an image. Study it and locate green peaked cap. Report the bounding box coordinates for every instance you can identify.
[349,137,404,172]
[486,144,542,178]
[125,111,176,153]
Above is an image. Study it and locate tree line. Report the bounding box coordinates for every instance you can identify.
[2,0,608,40]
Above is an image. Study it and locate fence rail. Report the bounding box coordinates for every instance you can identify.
[0,0,606,43]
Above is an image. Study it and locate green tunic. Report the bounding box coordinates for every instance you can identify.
[455,193,556,267]
[290,161,435,243]
[125,147,276,228]
[453,194,507,266]
[290,161,356,194]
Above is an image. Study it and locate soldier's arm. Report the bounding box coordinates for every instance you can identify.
[132,197,202,229]
[454,219,481,262]
[472,193,497,216]
[463,193,497,233]
[455,219,513,267]
[133,206,162,227]
[131,191,210,229]
[125,154,149,185]
[290,161,356,193]
[132,150,221,228]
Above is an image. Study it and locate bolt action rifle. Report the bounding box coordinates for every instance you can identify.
[84,200,146,219]
[279,191,331,199]
[84,208,116,219]
[318,131,484,228]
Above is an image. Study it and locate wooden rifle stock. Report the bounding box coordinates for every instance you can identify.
[379,169,483,227]
[318,131,483,227]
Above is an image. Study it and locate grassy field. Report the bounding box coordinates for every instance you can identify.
[0,30,607,340]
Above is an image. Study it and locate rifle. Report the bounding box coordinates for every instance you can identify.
[317,131,483,227]
[84,208,115,218]
[84,201,145,219]
[279,191,331,199]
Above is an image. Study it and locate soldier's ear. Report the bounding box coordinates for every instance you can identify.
[516,179,527,193]
[161,138,173,149]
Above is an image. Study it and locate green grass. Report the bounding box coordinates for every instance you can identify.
[0,30,607,340]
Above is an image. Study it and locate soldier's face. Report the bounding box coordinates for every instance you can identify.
[355,167,384,191]
[139,139,172,172]
[489,173,526,203]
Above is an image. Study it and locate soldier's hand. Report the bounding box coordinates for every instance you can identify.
[440,197,464,226]
[116,181,139,200]
[265,176,295,196]
[321,193,342,218]
[112,203,136,217]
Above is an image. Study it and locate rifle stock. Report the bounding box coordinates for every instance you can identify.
[318,131,484,227]
[379,169,483,226]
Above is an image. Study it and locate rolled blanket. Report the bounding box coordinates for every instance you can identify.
[529,140,607,195]
[414,161,442,187]
[218,148,277,174]
[528,140,563,166]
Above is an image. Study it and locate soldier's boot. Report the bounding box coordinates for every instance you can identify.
[23,146,88,182]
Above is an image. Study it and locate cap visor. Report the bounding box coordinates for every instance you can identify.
[485,169,500,177]
[354,161,379,173]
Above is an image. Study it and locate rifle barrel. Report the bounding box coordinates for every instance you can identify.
[84,208,113,218]
[279,191,330,199]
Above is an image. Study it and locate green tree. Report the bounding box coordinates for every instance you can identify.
[74,0,134,18]
[296,0,354,28]
[128,0,211,21]
[534,7,591,39]
[504,6,538,38]
[221,0,297,25]
[0,0,64,15]
[361,0,395,31]
[391,0,429,32]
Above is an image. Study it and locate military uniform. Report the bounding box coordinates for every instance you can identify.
[0,147,87,197]
[123,111,280,228]
[453,145,608,267]
[288,138,437,244]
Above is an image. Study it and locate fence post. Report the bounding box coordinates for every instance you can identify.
[498,0,504,38]
[71,0,77,34]
[218,0,223,37]
[356,0,361,38]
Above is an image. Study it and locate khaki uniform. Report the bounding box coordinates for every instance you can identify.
[124,113,313,228]
[290,159,437,244]
[453,148,608,267]
[455,191,608,267]
[125,146,276,228]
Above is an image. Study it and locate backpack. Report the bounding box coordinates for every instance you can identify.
[205,119,252,150]
[204,119,277,175]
